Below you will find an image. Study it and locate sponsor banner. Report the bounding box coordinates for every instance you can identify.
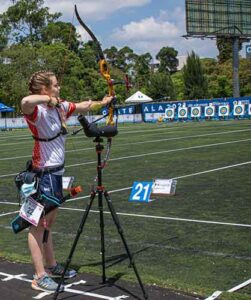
[218,105,229,116]
[0,114,143,130]
[204,105,215,117]
[246,44,251,58]
[102,105,135,115]
[1,97,251,129]
[191,106,201,117]
[233,104,245,116]
[141,96,251,122]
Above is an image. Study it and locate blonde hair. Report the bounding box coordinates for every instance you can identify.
[28,70,55,94]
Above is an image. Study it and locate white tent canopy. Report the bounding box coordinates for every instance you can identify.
[125,91,153,104]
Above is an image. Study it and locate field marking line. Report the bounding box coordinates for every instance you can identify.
[0,125,154,141]
[0,271,128,300]
[0,124,171,139]
[173,160,251,180]
[0,120,250,144]
[205,278,251,300]
[59,207,251,228]
[0,210,19,217]
[1,159,250,226]
[228,278,251,292]
[64,138,251,168]
[1,203,250,228]
[0,125,176,147]
[1,128,250,161]
[1,159,250,204]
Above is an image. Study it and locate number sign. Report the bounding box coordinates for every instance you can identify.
[129,182,153,202]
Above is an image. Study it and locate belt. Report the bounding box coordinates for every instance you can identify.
[32,164,64,175]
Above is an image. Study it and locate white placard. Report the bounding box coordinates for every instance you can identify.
[191,106,201,117]
[151,179,177,196]
[249,104,251,115]
[165,107,175,119]
[204,105,215,117]
[178,107,188,118]
[19,197,44,227]
[233,104,245,116]
[63,176,74,189]
[218,105,229,116]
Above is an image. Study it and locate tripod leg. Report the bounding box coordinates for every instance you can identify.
[98,189,106,283]
[53,190,97,300]
[103,191,148,300]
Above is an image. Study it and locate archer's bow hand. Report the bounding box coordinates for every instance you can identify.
[101,95,114,107]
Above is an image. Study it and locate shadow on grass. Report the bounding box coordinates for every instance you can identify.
[81,236,178,269]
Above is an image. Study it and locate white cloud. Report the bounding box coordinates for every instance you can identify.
[0,0,150,20]
[0,1,13,14]
[110,7,219,58]
[113,17,179,42]
[75,24,95,42]
[0,1,221,58]
[44,0,150,21]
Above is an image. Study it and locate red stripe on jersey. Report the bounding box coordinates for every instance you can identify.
[66,102,76,119]
[32,140,41,168]
[24,115,41,168]
[24,106,38,122]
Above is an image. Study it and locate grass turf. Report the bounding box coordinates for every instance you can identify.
[0,119,250,299]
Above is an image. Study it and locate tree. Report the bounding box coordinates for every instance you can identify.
[0,44,39,112]
[147,71,176,100]
[201,58,234,98]
[134,52,152,90]
[183,51,208,99]
[239,57,251,96]
[217,37,233,63]
[41,21,79,52]
[216,37,242,64]
[0,0,61,45]
[104,46,136,73]
[171,71,184,100]
[0,42,91,111]
[104,46,119,67]
[156,46,178,74]
[117,46,136,72]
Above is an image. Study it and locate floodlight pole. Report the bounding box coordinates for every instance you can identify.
[232,37,240,98]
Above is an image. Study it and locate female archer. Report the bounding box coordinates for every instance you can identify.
[21,70,113,292]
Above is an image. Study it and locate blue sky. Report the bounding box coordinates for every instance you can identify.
[0,0,247,59]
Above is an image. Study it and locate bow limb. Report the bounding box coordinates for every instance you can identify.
[74,5,104,60]
[74,5,115,125]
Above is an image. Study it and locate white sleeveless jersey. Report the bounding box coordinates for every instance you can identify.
[24,101,76,169]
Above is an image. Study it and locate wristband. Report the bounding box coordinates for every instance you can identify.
[48,97,61,108]
[47,97,54,107]
[55,97,61,108]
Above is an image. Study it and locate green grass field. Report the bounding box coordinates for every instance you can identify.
[0,119,250,299]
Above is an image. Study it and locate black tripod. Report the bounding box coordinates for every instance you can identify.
[53,136,148,300]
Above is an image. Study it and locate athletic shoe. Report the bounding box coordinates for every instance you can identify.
[31,273,64,292]
[46,262,77,279]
